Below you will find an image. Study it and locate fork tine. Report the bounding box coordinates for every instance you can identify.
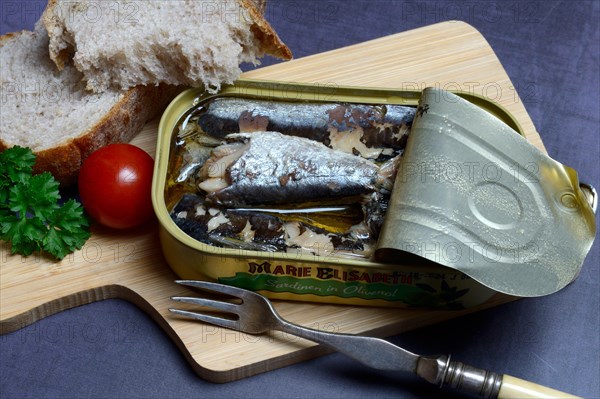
[175,280,253,298]
[171,296,238,314]
[168,308,241,331]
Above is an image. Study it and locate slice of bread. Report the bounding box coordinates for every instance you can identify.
[0,23,179,185]
[42,0,292,93]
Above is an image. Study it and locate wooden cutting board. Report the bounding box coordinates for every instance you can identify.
[0,21,541,383]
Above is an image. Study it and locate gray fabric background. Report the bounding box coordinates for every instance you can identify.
[1,1,598,398]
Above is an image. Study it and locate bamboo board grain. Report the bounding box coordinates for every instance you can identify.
[0,21,542,382]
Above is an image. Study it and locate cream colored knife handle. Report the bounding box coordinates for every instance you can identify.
[498,375,581,399]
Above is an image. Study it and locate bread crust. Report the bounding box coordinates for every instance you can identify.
[0,30,181,186]
[237,0,292,60]
[0,31,20,43]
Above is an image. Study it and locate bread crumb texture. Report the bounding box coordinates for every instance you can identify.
[0,23,122,152]
[44,0,274,92]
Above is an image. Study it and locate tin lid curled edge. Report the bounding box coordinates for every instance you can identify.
[375,88,596,297]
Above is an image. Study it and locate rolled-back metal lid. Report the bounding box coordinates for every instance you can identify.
[375,88,596,297]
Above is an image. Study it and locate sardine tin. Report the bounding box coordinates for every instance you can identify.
[152,79,528,308]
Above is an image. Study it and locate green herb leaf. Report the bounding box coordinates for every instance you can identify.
[0,214,45,256]
[43,199,91,259]
[0,146,91,261]
[0,145,36,184]
[9,173,60,219]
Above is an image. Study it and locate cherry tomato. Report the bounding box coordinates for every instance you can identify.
[78,144,155,229]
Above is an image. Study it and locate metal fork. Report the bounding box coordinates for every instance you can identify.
[170,280,579,399]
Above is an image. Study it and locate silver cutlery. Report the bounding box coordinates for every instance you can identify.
[170,280,579,398]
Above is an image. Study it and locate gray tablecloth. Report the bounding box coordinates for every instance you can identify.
[1,1,598,398]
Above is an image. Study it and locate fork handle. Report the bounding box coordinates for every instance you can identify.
[273,317,418,370]
[497,375,581,399]
[274,319,581,398]
[436,358,581,398]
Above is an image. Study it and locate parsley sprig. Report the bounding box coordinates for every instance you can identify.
[0,146,90,260]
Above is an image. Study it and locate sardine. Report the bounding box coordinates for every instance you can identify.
[170,140,213,185]
[169,119,223,188]
[196,98,414,160]
[362,192,389,240]
[171,194,372,258]
[171,193,287,252]
[198,131,383,207]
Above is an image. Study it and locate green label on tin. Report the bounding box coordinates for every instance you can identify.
[218,272,420,302]
[217,260,473,308]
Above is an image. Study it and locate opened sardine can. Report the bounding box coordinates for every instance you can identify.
[152,79,595,308]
